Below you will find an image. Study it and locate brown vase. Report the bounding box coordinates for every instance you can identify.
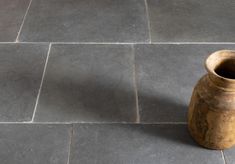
[188,50,235,150]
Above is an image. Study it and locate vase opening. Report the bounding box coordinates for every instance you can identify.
[215,59,235,79]
[206,50,235,81]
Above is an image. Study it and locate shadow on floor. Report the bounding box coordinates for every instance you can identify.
[9,70,197,147]
[36,73,201,147]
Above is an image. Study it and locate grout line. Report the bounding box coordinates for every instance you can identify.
[221,150,227,164]
[143,122,188,124]
[48,42,235,45]
[149,42,235,45]
[51,42,147,45]
[0,121,187,125]
[132,45,140,123]
[144,0,151,43]
[143,122,187,124]
[0,42,49,44]
[67,125,73,164]
[15,0,33,42]
[0,41,235,45]
[30,43,52,122]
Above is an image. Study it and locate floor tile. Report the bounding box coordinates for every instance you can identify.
[0,124,71,164]
[223,148,235,164]
[0,0,30,42]
[35,44,136,122]
[70,124,223,164]
[135,44,235,122]
[147,0,235,42]
[19,0,149,42]
[0,44,48,122]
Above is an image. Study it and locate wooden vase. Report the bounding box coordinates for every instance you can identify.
[188,50,235,150]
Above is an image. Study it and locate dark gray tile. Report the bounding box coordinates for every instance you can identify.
[0,124,71,164]
[224,148,235,164]
[35,44,136,122]
[19,0,149,42]
[0,44,48,122]
[147,0,235,42]
[70,124,223,164]
[135,44,235,122]
[0,0,30,41]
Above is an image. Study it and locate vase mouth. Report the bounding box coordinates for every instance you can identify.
[205,50,235,83]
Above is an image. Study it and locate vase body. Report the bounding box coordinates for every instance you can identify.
[188,50,235,150]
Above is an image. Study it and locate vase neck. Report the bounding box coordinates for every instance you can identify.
[208,73,235,91]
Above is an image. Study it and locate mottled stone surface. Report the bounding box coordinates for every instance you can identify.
[19,0,149,42]
[70,124,223,164]
[0,0,30,41]
[34,44,137,122]
[224,149,235,164]
[0,44,48,121]
[147,0,235,42]
[0,124,71,164]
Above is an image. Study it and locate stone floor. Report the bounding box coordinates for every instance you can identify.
[0,0,235,163]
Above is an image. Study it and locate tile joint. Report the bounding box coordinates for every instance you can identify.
[0,122,187,125]
[132,44,140,123]
[221,150,227,164]
[0,42,235,45]
[15,0,33,42]
[30,43,52,122]
[67,125,74,164]
[144,0,152,43]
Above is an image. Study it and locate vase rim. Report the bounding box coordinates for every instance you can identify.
[205,50,235,83]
